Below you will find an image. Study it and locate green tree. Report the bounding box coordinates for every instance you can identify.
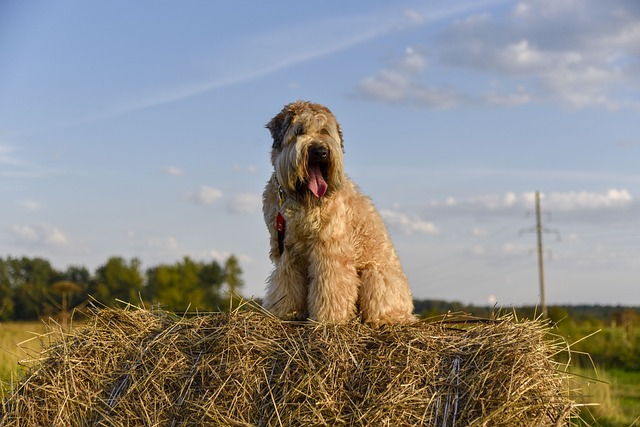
[0,258,15,320]
[5,257,60,320]
[223,255,244,297]
[60,265,91,309]
[547,305,569,324]
[62,265,91,288]
[91,257,144,305]
[145,257,223,312]
[198,259,225,298]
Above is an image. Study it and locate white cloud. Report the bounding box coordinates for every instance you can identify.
[404,9,426,26]
[380,209,439,235]
[17,200,42,211]
[233,164,257,173]
[357,70,412,103]
[359,0,640,110]
[149,236,179,251]
[544,189,632,211]
[0,144,26,168]
[425,189,633,218]
[11,223,69,245]
[485,87,533,106]
[146,236,180,251]
[207,250,253,265]
[11,225,38,241]
[470,245,486,256]
[501,242,528,255]
[126,231,182,260]
[207,250,232,263]
[442,192,524,211]
[162,166,184,176]
[355,47,463,109]
[501,39,545,70]
[462,240,531,259]
[400,47,427,72]
[0,144,51,179]
[82,4,436,124]
[189,185,223,206]
[33,1,517,128]
[227,193,261,214]
[471,227,489,237]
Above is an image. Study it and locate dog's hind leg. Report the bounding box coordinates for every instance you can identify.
[358,266,416,327]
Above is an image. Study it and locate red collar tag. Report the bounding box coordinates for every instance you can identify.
[276,212,285,255]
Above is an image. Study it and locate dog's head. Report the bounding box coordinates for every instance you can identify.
[266,101,345,200]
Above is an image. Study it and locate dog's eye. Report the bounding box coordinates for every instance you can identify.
[294,125,304,136]
[320,128,331,136]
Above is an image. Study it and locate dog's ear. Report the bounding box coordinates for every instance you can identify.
[266,110,292,150]
[336,122,344,152]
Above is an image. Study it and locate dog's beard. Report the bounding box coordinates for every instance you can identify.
[274,139,344,201]
[276,158,334,201]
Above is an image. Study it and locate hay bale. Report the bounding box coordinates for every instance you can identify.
[1,304,576,426]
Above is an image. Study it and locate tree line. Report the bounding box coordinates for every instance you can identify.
[0,255,244,321]
[414,299,640,371]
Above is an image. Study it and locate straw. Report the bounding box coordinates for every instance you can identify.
[1,302,577,426]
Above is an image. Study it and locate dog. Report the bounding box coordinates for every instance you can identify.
[262,101,415,326]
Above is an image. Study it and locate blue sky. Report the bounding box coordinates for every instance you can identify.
[2,0,639,306]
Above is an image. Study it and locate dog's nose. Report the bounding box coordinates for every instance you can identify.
[309,145,329,162]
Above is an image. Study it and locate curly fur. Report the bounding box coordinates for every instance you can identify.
[262,101,415,326]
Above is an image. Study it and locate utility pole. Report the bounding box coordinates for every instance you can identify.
[534,191,547,319]
[520,191,560,320]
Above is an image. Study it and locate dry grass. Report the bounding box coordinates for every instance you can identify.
[1,302,577,426]
[0,321,49,389]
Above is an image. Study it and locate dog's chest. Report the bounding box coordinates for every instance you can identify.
[284,204,324,239]
[283,197,349,243]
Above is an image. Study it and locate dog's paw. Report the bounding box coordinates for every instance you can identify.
[364,313,418,328]
[269,310,307,322]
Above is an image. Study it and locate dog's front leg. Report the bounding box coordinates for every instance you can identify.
[306,239,359,323]
[264,252,308,321]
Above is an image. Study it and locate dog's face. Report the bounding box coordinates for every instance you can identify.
[266,101,345,200]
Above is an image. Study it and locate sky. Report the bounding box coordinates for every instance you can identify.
[1,0,639,307]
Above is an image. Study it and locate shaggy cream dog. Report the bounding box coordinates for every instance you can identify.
[262,101,414,326]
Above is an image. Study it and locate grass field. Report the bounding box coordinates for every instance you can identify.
[1,320,638,425]
[0,321,52,395]
[570,367,640,427]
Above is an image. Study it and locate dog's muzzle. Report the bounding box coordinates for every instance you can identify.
[307,144,329,198]
[309,145,329,162]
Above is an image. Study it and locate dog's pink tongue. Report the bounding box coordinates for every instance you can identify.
[308,164,327,198]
